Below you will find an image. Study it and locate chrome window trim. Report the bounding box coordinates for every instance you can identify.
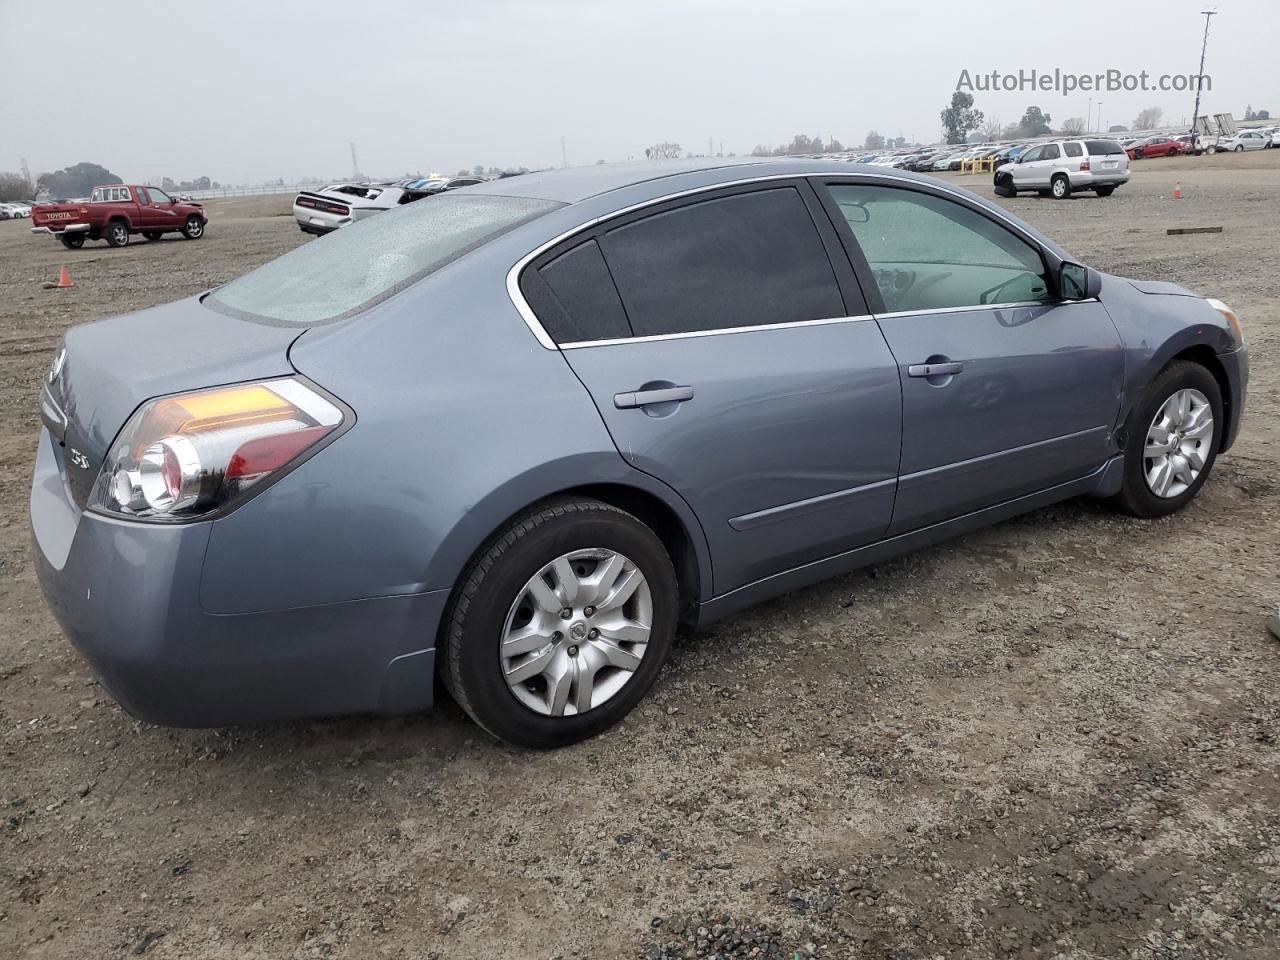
[506,169,1062,350]
[560,313,873,350]
[872,299,1098,320]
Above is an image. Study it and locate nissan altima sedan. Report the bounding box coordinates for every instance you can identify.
[32,158,1248,748]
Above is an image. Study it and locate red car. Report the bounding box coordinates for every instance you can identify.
[31,184,207,249]
[1126,137,1184,160]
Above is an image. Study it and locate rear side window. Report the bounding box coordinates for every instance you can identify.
[522,239,632,343]
[207,194,561,325]
[600,188,844,337]
[1084,139,1125,155]
[1042,144,1061,160]
[1064,142,1083,158]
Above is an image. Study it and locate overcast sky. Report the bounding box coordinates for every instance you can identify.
[3,0,1276,184]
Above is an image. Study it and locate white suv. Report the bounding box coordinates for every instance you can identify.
[994,139,1130,199]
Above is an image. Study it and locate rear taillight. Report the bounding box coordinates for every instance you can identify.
[90,378,345,522]
[1080,159,1090,172]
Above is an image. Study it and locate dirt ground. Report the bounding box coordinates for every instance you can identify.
[2,154,1278,960]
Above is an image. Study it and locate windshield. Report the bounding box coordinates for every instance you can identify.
[206,194,562,325]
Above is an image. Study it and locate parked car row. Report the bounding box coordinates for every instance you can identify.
[292,175,491,235]
[1,202,33,219]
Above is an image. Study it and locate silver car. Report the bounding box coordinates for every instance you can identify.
[994,139,1130,199]
[32,158,1248,748]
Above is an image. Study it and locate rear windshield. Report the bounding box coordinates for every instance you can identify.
[1084,140,1125,155]
[206,194,562,325]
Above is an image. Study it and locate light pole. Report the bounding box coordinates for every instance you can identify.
[1088,97,1093,134]
[1190,10,1217,150]
[1097,101,1103,134]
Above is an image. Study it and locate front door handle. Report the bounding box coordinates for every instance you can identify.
[907,361,964,378]
[614,385,694,409]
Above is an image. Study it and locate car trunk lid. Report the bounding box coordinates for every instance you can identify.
[43,296,302,507]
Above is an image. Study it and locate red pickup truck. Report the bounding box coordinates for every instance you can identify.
[31,184,207,249]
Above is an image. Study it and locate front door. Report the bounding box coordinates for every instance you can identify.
[522,183,904,594]
[141,187,181,231]
[818,179,1124,535]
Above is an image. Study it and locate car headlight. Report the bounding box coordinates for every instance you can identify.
[90,378,345,522]
[1206,298,1244,348]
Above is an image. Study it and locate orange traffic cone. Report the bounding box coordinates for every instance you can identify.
[1173,181,1183,200]
[56,266,73,288]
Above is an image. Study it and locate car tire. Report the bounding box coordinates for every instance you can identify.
[442,498,679,749]
[1207,145,1218,155]
[1050,175,1071,200]
[181,217,205,240]
[1112,360,1223,519]
[1094,186,1116,197]
[143,231,162,241]
[993,185,1015,198]
[59,234,85,250]
[105,220,130,247]
[1235,144,1244,153]
[1133,148,1145,159]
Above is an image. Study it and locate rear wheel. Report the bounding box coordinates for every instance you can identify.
[442,498,678,748]
[1134,148,1145,159]
[1051,174,1071,199]
[143,231,162,241]
[59,233,85,250]
[105,220,130,247]
[181,216,204,240]
[1112,361,1222,518]
[1094,186,1116,197]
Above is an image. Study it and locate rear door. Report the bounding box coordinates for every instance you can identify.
[816,178,1124,535]
[525,182,903,594]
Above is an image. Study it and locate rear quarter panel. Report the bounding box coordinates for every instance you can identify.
[197,222,714,615]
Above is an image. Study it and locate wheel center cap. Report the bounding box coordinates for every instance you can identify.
[569,621,588,642]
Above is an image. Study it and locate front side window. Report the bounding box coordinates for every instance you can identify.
[825,183,1051,313]
[207,194,562,325]
[148,187,172,204]
[599,187,845,337]
[1019,146,1043,163]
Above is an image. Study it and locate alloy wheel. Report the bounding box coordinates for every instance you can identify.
[1144,388,1214,498]
[500,548,652,717]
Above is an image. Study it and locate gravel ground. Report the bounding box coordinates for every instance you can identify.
[2,154,1278,960]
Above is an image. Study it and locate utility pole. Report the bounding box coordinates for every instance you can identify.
[1097,102,1103,133]
[1190,10,1216,149]
[560,136,568,168]
[349,141,360,180]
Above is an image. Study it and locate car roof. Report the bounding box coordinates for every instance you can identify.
[462,157,773,203]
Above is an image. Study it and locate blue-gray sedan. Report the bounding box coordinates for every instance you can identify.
[31,158,1248,747]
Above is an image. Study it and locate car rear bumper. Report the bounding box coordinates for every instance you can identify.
[31,223,91,235]
[30,428,446,727]
[293,207,350,234]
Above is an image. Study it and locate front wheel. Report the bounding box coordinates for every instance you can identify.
[181,216,205,240]
[59,233,85,250]
[1235,145,1245,153]
[442,498,678,748]
[1112,360,1222,518]
[105,220,130,247]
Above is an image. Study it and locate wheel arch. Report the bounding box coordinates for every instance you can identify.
[430,466,714,631]
[1167,344,1233,443]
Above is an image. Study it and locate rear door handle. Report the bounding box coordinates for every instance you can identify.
[614,385,694,409]
[907,361,964,378]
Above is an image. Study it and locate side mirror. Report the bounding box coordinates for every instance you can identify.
[1059,262,1102,300]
